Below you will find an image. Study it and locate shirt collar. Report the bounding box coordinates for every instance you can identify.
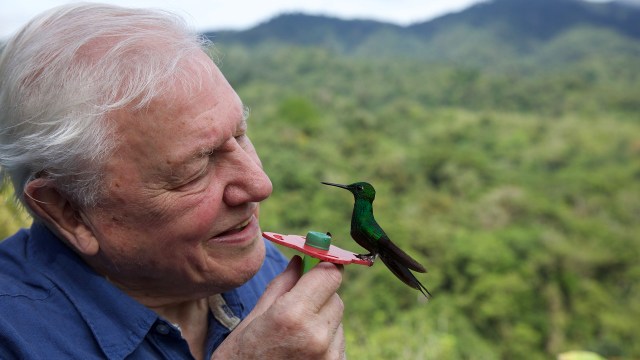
[26,222,249,359]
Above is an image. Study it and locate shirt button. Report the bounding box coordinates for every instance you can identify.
[156,323,171,335]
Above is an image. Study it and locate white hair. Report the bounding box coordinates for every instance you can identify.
[0,3,212,212]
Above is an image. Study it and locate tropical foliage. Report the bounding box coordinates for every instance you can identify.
[212,25,639,358]
[1,0,639,358]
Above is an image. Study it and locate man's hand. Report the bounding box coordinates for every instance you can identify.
[213,256,345,359]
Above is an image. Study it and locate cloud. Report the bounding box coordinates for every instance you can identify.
[1,0,482,39]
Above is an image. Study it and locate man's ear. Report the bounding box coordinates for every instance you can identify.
[24,179,100,256]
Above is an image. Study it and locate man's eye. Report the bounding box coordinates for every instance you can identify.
[172,174,206,192]
[183,175,202,186]
[235,134,251,148]
[171,166,208,191]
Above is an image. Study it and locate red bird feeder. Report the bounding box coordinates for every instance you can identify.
[263,231,373,268]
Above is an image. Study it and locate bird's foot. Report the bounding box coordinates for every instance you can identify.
[355,253,376,263]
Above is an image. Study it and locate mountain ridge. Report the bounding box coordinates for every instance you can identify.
[205,0,640,69]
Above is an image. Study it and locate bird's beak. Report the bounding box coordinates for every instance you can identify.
[321,181,349,190]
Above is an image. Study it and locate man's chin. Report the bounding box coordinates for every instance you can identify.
[216,236,266,289]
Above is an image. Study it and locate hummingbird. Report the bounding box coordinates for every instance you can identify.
[322,181,431,298]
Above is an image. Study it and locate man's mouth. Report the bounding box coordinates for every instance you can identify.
[218,217,253,237]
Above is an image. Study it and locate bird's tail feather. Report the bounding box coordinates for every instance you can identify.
[380,252,432,299]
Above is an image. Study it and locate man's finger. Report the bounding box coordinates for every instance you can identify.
[289,261,343,312]
[240,255,302,321]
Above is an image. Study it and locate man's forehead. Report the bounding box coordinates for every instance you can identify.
[109,54,246,161]
[168,103,248,164]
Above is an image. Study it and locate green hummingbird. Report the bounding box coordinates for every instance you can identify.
[322,181,431,298]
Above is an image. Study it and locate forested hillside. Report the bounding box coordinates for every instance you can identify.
[212,43,639,359]
[1,0,639,358]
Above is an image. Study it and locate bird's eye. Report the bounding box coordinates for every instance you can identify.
[357,185,364,191]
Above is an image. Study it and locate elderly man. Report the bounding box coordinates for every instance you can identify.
[0,3,344,359]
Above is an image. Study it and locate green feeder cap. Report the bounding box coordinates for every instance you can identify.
[305,231,331,251]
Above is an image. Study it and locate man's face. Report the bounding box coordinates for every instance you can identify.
[82,51,273,304]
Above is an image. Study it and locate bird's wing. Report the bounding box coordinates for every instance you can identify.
[378,235,426,273]
[362,217,386,242]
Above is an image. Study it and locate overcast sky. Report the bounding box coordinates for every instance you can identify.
[0,0,495,40]
[1,0,627,41]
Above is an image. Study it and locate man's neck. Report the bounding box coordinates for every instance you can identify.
[149,298,210,360]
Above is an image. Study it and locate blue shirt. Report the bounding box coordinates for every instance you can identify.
[0,222,288,359]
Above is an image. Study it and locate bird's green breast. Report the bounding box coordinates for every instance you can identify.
[351,199,385,243]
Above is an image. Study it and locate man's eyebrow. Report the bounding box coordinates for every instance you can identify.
[242,104,251,122]
[186,105,250,162]
[195,146,215,158]
[180,103,250,165]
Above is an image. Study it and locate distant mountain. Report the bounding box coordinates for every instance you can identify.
[409,0,640,41]
[205,0,640,69]
[209,15,402,52]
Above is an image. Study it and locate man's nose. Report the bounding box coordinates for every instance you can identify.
[222,143,273,207]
